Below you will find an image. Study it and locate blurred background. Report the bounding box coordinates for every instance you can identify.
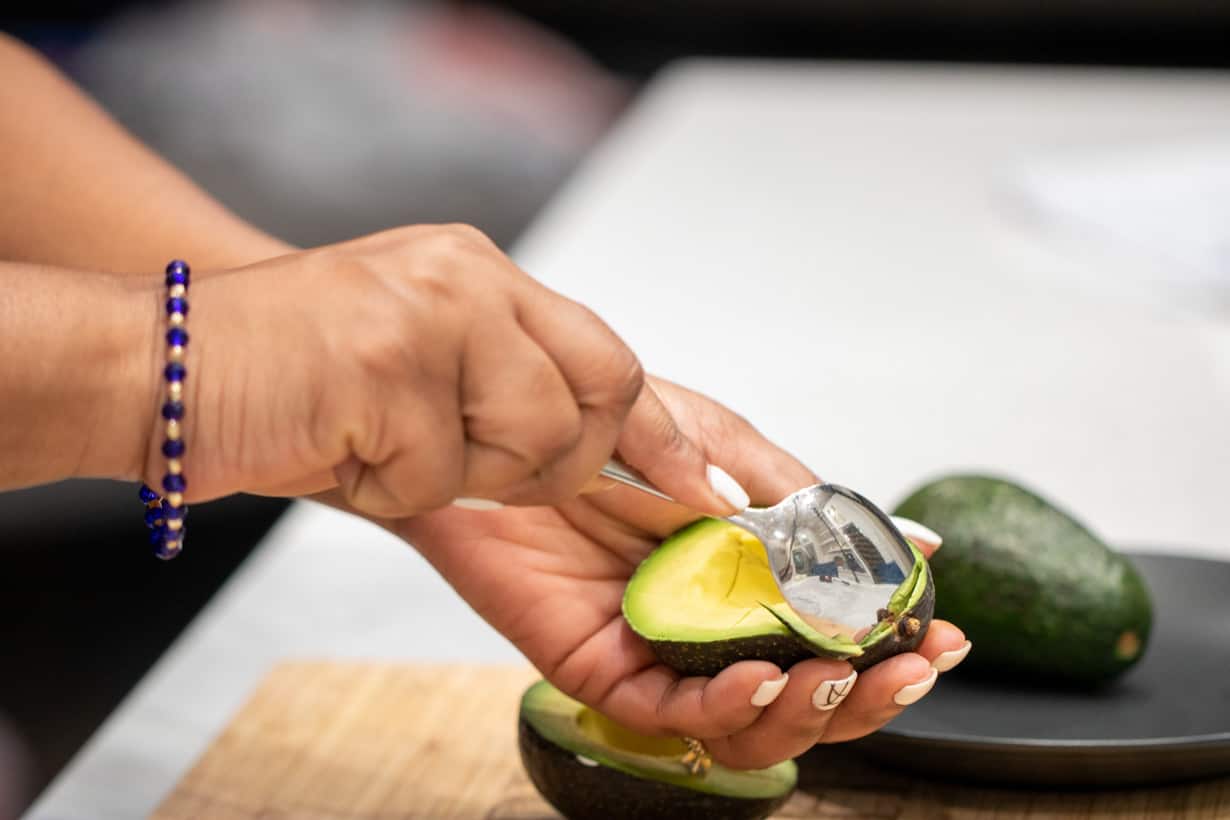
[1,0,1228,816]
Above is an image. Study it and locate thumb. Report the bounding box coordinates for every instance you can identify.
[613,383,750,516]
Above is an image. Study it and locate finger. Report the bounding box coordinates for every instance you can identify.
[513,286,746,516]
[704,657,855,770]
[596,660,789,740]
[458,320,584,499]
[725,436,818,508]
[616,383,748,516]
[650,376,817,505]
[582,380,818,536]
[892,516,943,558]
[510,287,647,500]
[335,390,467,518]
[815,652,937,744]
[516,285,645,430]
[914,619,970,672]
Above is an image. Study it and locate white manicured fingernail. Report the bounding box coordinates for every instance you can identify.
[932,640,972,673]
[750,674,789,707]
[707,464,750,511]
[576,754,599,767]
[892,516,942,550]
[893,668,938,706]
[452,497,504,511]
[812,670,857,711]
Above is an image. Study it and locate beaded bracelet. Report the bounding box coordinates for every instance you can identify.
[140,259,191,560]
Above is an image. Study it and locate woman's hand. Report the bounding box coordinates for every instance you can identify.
[141,225,740,518]
[364,377,968,769]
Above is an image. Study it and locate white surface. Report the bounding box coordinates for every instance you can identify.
[1013,139,1230,303]
[28,61,1230,819]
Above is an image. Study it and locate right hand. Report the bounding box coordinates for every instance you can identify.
[139,225,739,517]
[375,376,966,770]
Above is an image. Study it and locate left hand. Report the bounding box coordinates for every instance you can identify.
[332,376,968,770]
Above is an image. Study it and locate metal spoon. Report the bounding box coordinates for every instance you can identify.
[599,460,918,642]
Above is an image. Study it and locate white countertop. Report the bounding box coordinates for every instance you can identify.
[28,61,1230,819]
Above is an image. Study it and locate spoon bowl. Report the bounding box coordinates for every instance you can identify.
[599,462,917,642]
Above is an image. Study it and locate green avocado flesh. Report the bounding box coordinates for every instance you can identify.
[622,519,934,677]
[518,680,795,820]
[894,475,1153,686]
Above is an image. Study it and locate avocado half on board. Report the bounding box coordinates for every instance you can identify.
[518,680,796,820]
[622,518,935,677]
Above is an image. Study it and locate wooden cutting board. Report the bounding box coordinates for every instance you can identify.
[155,662,1230,819]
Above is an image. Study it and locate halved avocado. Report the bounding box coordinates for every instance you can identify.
[518,680,795,820]
[622,519,934,677]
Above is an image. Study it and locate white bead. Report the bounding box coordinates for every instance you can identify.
[168,313,186,327]
[166,518,183,532]
[168,345,185,363]
[165,420,181,440]
[168,284,187,298]
[165,492,184,507]
[167,459,182,475]
[167,382,183,400]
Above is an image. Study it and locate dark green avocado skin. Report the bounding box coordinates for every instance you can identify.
[647,564,934,677]
[894,475,1152,686]
[648,634,815,679]
[851,563,935,672]
[518,718,790,820]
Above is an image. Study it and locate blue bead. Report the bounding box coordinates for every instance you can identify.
[154,540,182,560]
[162,439,185,458]
[148,526,166,545]
[166,297,189,316]
[162,501,186,520]
[165,260,191,287]
[144,507,165,528]
[163,473,186,493]
[167,327,189,346]
[164,362,187,382]
[161,401,184,420]
[138,484,160,503]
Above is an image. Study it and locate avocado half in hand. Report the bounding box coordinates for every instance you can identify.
[622,519,935,678]
[518,680,796,820]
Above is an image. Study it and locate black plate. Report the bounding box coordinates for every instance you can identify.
[848,553,1230,787]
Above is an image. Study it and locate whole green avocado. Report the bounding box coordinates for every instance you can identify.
[894,475,1152,686]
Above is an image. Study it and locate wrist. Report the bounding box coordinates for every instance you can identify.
[0,263,161,489]
[87,275,164,482]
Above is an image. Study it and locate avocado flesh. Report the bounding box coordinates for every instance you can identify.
[518,680,795,820]
[894,475,1152,686]
[623,519,933,677]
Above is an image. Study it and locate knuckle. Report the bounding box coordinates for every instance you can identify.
[617,355,646,408]
[422,223,494,264]
[536,414,584,464]
[441,222,494,247]
[656,409,689,457]
[350,324,407,380]
[590,346,643,412]
[698,685,753,737]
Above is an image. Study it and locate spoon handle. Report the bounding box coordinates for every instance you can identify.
[600,459,786,577]
[599,460,676,503]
